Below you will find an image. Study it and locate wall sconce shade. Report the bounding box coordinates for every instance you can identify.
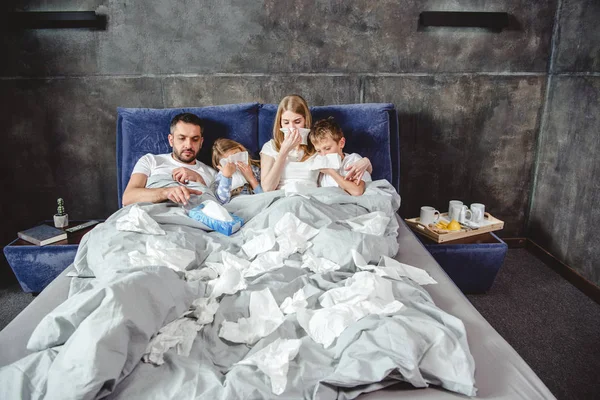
[419,11,510,32]
[2,11,107,31]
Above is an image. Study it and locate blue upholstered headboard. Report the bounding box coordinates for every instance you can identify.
[116,103,399,206]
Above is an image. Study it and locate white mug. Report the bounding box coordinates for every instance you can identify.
[448,200,463,220]
[470,203,485,224]
[450,204,472,223]
[420,206,440,225]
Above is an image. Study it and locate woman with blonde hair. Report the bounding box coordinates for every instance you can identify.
[260,94,372,191]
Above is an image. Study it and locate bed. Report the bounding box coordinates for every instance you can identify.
[0,102,555,399]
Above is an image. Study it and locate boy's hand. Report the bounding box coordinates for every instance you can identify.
[218,162,236,178]
[344,157,371,183]
[320,168,336,176]
[172,167,205,185]
[237,162,258,186]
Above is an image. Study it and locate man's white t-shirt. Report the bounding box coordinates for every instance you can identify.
[319,153,372,188]
[132,153,216,186]
[260,140,319,190]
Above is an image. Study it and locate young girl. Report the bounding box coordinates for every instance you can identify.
[211,139,263,204]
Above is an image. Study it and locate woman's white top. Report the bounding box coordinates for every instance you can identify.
[260,140,319,190]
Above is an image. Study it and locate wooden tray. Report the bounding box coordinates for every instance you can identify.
[405,212,504,243]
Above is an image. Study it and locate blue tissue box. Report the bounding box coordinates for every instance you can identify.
[417,232,508,294]
[188,204,244,236]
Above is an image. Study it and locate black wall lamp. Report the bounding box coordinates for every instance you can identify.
[1,11,107,31]
[419,11,511,32]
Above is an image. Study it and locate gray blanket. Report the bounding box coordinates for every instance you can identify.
[0,181,476,399]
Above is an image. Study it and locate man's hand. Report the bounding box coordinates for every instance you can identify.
[218,162,237,178]
[163,186,203,205]
[172,167,206,185]
[237,162,258,187]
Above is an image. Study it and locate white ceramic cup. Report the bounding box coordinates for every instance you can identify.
[420,206,440,225]
[448,200,463,220]
[450,204,472,223]
[470,203,485,224]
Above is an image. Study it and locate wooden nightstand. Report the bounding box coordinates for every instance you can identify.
[3,221,101,293]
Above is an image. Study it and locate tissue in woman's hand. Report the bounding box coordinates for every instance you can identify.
[310,153,342,170]
[280,127,311,145]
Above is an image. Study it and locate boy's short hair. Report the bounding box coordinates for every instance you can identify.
[309,117,344,144]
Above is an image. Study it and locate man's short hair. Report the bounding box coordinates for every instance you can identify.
[309,117,344,144]
[170,113,204,135]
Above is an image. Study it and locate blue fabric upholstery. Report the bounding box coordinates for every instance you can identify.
[116,103,260,206]
[419,233,508,294]
[258,103,399,189]
[4,240,79,293]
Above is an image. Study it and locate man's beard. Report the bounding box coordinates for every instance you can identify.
[173,148,196,163]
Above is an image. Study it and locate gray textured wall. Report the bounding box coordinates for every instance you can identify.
[528,0,600,286]
[2,1,596,287]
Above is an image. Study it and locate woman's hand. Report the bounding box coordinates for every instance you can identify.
[218,162,237,178]
[279,128,302,155]
[344,157,372,184]
[237,162,259,187]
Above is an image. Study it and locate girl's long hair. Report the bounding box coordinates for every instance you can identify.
[211,138,260,169]
[272,94,315,161]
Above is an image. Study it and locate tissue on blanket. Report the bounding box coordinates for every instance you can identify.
[352,250,437,286]
[222,251,251,272]
[128,236,196,272]
[116,204,166,235]
[280,127,311,145]
[309,153,342,170]
[319,271,396,308]
[297,299,404,348]
[245,251,285,277]
[242,232,277,259]
[343,211,391,236]
[301,252,341,274]
[185,297,220,324]
[274,213,320,241]
[143,318,202,366]
[184,268,218,282]
[277,232,313,258]
[210,267,247,298]
[219,288,284,345]
[236,338,302,395]
[280,288,308,315]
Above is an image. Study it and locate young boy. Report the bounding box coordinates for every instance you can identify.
[309,117,372,196]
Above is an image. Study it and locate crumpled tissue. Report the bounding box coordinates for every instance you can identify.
[309,153,342,170]
[297,299,404,348]
[116,204,165,235]
[245,251,285,277]
[280,127,311,145]
[220,151,249,190]
[277,232,313,258]
[301,252,341,274]
[184,267,218,282]
[219,288,284,344]
[143,317,202,365]
[209,267,247,299]
[236,338,302,395]
[185,297,220,324]
[280,288,308,314]
[319,271,396,308]
[242,232,277,259]
[352,250,437,285]
[343,211,391,236]
[128,235,196,272]
[275,213,320,242]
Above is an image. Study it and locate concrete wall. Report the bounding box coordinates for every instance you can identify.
[2,1,596,287]
[528,0,600,286]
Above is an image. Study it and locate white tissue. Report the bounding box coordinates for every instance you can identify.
[128,236,196,272]
[236,338,302,395]
[184,268,218,282]
[343,211,391,236]
[210,267,247,298]
[297,299,404,348]
[280,288,308,315]
[222,251,251,273]
[242,232,277,259]
[310,153,342,170]
[319,271,396,308]
[201,200,233,222]
[185,297,220,324]
[230,171,248,190]
[301,252,341,274]
[219,151,248,167]
[375,256,437,285]
[116,204,165,235]
[143,318,202,365]
[219,288,284,345]
[274,213,320,241]
[280,127,311,145]
[276,232,313,258]
[245,251,285,278]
